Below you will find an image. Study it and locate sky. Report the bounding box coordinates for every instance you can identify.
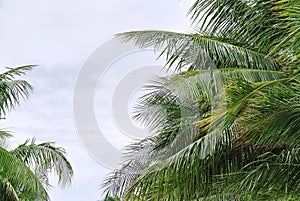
[0,0,192,200]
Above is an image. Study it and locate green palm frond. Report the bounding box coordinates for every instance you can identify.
[0,146,49,201]
[123,136,262,200]
[0,66,35,118]
[103,0,300,200]
[188,0,287,51]
[0,65,36,81]
[116,31,279,71]
[104,68,292,199]
[234,77,300,147]
[268,2,300,68]
[224,148,300,200]
[102,139,152,198]
[104,195,121,201]
[0,129,13,139]
[0,80,33,117]
[0,176,19,201]
[0,65,74,200]
[189,0,300,70]
[11,139,73,187]
[34,166,51,189]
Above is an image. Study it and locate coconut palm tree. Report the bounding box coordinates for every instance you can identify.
[0,65,73,201]
[103,0,300,200]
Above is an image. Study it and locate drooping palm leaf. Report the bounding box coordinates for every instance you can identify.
[11,139,73,188]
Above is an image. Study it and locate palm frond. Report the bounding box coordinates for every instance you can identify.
[188,0,287,51]
[0,176,19,201]
[235,77,300,147]
[116,31,279,71]
[0,129,13,140]
[0,80,33,118]
[0,65,35,118]
[102,139,153,198]
[0,65,36,81]
[189,0,300,72]
[224,148,300,200]
[268,2,300,68]
[11,139,73,187]
[0,146,49,201]
[103,0,300,200]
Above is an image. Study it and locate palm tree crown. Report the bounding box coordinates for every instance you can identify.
[103,0,300,200]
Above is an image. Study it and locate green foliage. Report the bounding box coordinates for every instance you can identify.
[0,66,34,118]
[0,66,74,200]
[104,0,300,200]
[104,196,121,201]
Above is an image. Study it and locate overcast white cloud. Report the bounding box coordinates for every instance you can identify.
[0,0,192,200]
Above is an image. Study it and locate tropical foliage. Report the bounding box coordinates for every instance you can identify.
[103,0,300,200]
[0,65,73,201]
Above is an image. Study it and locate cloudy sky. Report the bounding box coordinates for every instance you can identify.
[0,0,192,200]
